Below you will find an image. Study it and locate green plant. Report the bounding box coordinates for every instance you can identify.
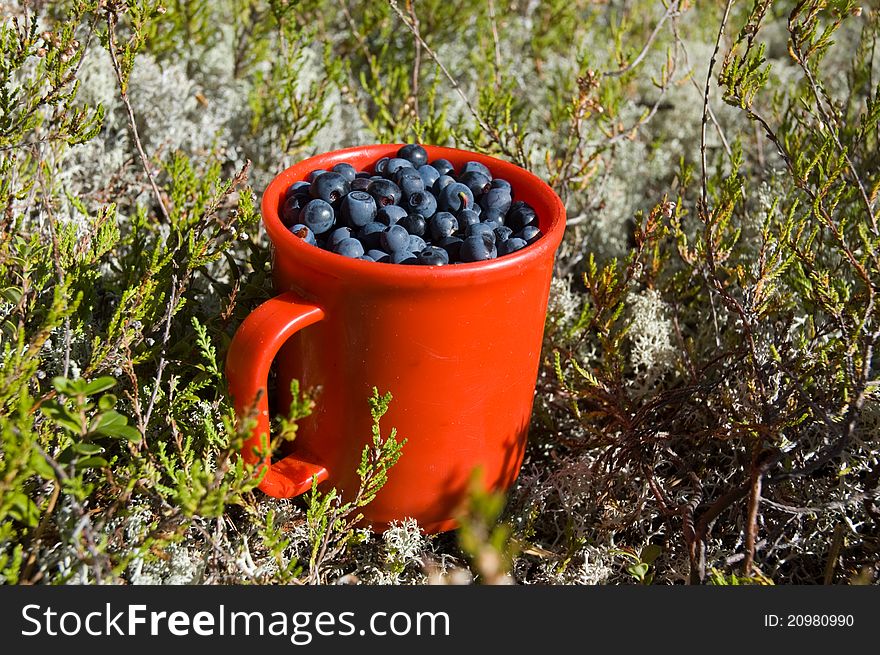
[304,388,405,583]
[613,544,662,585]
[456,471,519,585]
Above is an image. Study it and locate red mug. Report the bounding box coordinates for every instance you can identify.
[226,144,565,532]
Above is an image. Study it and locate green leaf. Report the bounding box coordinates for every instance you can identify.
[627,563,649,580]
[640,544,662,565]
[0,286,22,304]
[82,377,117,396]
[51,376,72,395]
[98,393,117,411]
[40,400,83,434]
[29,452,56,480]
[76,456,109,470]
[91,411,141,442]
[7,493,40,527]
[72,442,104,455]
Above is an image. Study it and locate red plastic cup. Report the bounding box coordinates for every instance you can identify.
[226,145,565,532]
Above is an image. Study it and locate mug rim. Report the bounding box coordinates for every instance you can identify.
[261,144,566,283]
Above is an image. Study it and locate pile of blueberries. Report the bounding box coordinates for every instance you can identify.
[279,143,543,265]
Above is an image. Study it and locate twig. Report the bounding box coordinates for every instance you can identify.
[20,483,60,583]
[105,11,170,224]
[604,1,681,78]
[406,0,421,121]
[142,273,180,430]
[822,524,845,585]
[386,0,492,136]
[487,0,503,88]
[761,489,880,516]
[33,444,107,583]
[700,0,735,208]
[36,152,72,378]
[743,450,774,576]
[671,12,732,157]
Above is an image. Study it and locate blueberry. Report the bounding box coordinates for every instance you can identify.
[479,188,512,214]
[417,164,440,190]
[285,180,310,198]
[438,182,474,213]
[301,199,335,234]
[517,225,543,244]
[310,172,351,204]
[403,190,437,217]
[366,249,391,263]
[328,226,353,249]
[456,209,481,232]
[460,234,497,262]
[308,169,327,183]
[385,157,414,175]
[399,213,427,237]
[494,225,513,242]
[460,161,492,179]
[433,174,455,194]
[358,221,386,249]
[332,162,357,182]
[380,224,411,253]
[289,223,316,246]
[355,171,372,179]
[437,235,464,261]
[466,222,497,243]
[407,234,427,253]
[340,190,377,228]
[377,205,408,226]
[498,237,527,256]
[333,237,365,258]
[398,143,429,167]
[429,211,458,241]
[507,201,537,231]
[416,246,449,266]
[481,207,507,226]
[350,177,371,192]
[390,250,417,264]
[393,164,423,183]
[459,170,492,196]
[368,179,402,207]
[397,173,425,199]
[490,178,512,193]
[374,157,390,175]
[280,194,307,227]
[430,159,454,176]
[359,255,375,261]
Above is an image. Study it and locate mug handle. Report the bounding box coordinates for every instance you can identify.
[226,290,329,498]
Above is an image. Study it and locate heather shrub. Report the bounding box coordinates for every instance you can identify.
[0,0,877,585]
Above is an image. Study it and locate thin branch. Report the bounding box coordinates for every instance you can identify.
[105,12,170,224]
[700,0,735,208]
[36,152,71,378]
[671,13,732,157]
[487,0,503,88]
[142,273,180,430]
[407,0,421,122]
[604,1,681,78]
[33,444,108,583]
[743,450,774,576]
[386,0,492,136]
